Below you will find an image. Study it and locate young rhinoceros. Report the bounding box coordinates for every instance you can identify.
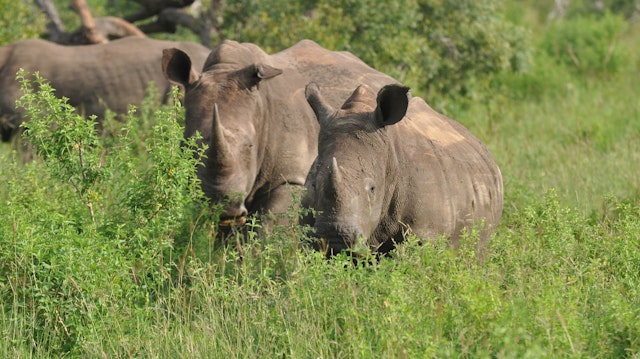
[301,83,503,256]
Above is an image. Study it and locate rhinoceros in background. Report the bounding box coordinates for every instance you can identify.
[0,37,210,141]
[301,83,504,255]
[162,39,398,226]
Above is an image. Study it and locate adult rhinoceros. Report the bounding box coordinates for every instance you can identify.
[301,83,504,255]
[0,37,210,141]
[162,39,397,226]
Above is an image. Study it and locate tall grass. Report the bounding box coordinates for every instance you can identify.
[50,192,638,358]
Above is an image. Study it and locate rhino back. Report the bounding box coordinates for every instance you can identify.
[278,40,399,105]
[47,38,207,115]
[2,38,209,118]
[208,39,398,108]
[391,97,503,242]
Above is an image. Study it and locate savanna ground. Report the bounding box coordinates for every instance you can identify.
[1,0,639,357]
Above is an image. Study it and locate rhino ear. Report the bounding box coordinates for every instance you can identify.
[163,48,200,87]
[257,64,283,79]
[305,82,334,127]
[374,84,410,128]
[234,64,283,89]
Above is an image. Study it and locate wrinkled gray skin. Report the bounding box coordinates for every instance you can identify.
[302,83,504,256]
[0,37,210,141]
[162,39,397,225]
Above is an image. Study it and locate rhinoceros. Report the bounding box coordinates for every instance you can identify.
[301,83,504,255]
[162,39,397,226]
[0,37,210,141]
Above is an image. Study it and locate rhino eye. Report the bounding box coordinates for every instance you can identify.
[364,178,376,196]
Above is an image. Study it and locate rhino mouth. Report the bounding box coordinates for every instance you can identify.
[310,225,363,256]
[215,199,249,227]
[218,216,247,227]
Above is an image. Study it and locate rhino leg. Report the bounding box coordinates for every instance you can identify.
[252,184,305,229]
[0,114,18,142]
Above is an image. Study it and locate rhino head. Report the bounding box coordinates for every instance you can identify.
[302,83,409,255]
[162,44,283,225]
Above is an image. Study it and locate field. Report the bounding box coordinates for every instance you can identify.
[1,1,639,357]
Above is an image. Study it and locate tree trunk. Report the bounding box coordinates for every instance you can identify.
[34,0,69,43]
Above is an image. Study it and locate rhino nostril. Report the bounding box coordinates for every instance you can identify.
[219,203,248,226]
[219,194,246,216]
[238,204,248,218]
[224,203,247,219]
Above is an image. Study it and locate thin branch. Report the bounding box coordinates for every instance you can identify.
[71,0,108,44]
[567,44,581,69]
[95,16,147,38]
[75,144,96,224]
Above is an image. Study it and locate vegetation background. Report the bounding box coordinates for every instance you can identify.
[1,0,639,357]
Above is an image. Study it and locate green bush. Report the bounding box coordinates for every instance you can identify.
[492,49,573,102]
[541,11,630,76]
[0,0,46,44]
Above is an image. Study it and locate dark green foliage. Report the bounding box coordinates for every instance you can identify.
[221,0,530,110]
[4,0,531,110]
[414,0,530,105]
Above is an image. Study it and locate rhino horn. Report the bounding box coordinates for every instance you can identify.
[329,156,343,195]
[305,82,334,128]
[209,103,233,163]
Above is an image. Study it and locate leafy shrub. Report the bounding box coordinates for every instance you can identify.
[488,191,640,356]
[492,49,573,102]
[0,71,206,355]
[5,0,530,109]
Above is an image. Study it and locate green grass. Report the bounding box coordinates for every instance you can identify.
[455,27,640,215]
[458,74,640,216]
[2,3,640,358]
